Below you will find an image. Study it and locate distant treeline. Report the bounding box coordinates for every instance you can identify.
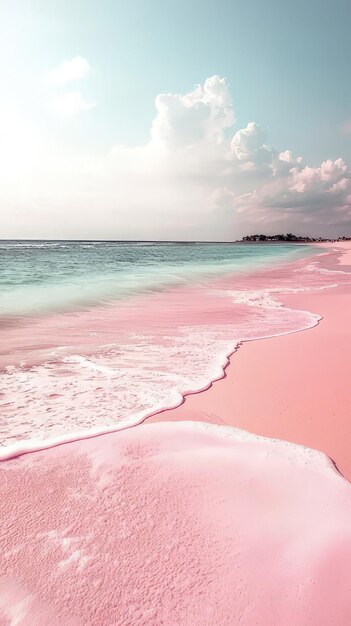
[241,233,351,243]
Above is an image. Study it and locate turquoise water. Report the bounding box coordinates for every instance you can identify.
[1,239,332,455]
[0,240,317,316]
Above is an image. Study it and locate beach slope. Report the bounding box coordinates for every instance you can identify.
[150,243,351,479]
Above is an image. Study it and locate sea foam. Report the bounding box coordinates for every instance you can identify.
[1,247,350,459]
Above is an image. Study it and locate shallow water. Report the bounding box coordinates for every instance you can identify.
[1,241,347,457]
[0,240,316,316]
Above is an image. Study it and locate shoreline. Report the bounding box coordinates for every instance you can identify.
[0,245,324,462]
[1,243,349,466]
[1,244,351,624]
[149,242,351,479]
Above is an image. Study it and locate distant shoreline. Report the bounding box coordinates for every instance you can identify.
[0,238,344,245]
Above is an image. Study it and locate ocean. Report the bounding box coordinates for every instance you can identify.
[0,240,333,457]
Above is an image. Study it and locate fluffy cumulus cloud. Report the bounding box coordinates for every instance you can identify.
[231,122,276,168]
[233,156,351,230]
[1,74,351,239]
[106,77,351,237]
[151,76,235,148]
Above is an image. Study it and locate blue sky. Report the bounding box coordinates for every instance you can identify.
[1,0,351,239]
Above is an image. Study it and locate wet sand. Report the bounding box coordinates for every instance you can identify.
[1,243,351,624]
[150,243,351,480]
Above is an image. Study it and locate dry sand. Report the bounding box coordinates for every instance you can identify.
[150,242,351,480]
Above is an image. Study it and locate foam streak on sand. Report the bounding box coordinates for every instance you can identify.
[0,311,321,462]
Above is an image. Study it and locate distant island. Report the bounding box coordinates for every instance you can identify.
[241,233,351,243]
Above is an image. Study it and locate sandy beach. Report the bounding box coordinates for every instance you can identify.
[1,242,351,624]
[150,242,351,480]
[3,3,351,621]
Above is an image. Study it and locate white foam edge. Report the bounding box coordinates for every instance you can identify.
[0,308,321,463]
[3,245,349,463]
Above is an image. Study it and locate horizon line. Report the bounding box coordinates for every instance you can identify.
[0,236,343,244]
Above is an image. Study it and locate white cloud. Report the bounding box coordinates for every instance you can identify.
[1,75,351,239]
[290,158,348,192]
[231,122,276,167]
[232,156,351,231]
[51,91,96,117]
[49,56,91,87]
[151,75,235,148]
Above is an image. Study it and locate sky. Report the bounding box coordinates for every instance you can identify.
[0,0,351,240]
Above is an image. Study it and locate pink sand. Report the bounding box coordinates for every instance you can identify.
[150,243,351,480]
[319,240,351,265]
[2,243,350,456]
[1,421,351,625]
[1,243,351,624]
[2,247,338,453]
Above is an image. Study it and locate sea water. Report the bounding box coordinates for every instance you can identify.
[0,240,342,457]
[0,240,319,316]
